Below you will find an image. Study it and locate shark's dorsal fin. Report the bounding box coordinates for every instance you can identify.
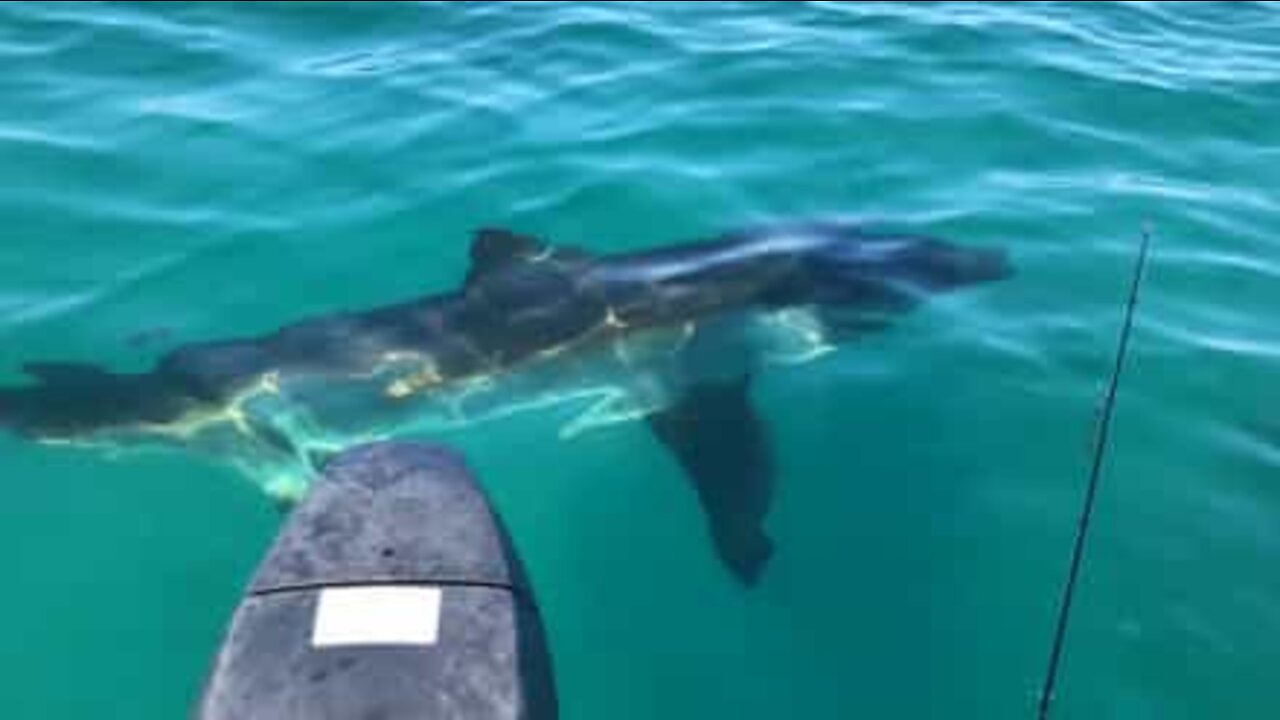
[466,228,593,287]
[467,228,547,285]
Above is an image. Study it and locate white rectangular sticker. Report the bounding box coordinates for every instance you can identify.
[311,586,442,647]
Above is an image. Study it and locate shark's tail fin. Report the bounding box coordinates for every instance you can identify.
[0,386,38,439]
[0,361,167,439]
[0,387,15,434]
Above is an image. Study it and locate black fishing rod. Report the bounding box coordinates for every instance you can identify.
[1036,226,1152,719]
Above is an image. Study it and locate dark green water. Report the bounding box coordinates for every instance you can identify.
[3,2,1279,717]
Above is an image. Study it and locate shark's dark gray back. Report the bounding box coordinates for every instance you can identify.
[0,221,1008,441]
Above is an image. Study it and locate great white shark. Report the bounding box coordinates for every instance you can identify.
[0,220,1011,585]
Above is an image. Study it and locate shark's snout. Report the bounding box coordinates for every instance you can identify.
[918,242,1014,291]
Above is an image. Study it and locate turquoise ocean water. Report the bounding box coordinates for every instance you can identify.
[2,2,1279,717]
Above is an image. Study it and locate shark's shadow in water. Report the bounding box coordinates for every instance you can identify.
[0,220,1011,586]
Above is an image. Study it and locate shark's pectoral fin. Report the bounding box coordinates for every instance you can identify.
[647,374,775,586]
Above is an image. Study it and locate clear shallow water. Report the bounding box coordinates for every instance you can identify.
[2,1,1279,717]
